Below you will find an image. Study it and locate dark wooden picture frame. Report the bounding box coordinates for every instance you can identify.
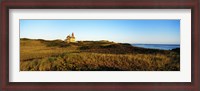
[0,0,199,91]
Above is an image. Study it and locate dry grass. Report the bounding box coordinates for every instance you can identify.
[20,39,180,71]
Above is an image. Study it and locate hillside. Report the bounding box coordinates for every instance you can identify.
[20,38,180,71]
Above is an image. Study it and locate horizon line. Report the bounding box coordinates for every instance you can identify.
[20,38,180,45]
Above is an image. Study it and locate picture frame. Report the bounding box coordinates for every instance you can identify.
[0,0,199,91]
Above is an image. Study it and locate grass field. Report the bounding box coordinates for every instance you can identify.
[20,38,180,71]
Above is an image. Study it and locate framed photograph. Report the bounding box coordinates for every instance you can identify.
[1,0,199,91]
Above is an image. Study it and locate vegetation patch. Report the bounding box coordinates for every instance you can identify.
[20,39,180,71]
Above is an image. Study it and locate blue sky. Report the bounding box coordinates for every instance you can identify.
[20,20,180,44]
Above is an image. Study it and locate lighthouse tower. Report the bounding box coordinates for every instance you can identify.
[65,32,76,43]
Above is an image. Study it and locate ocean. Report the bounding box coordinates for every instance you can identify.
[132,44,180,50]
